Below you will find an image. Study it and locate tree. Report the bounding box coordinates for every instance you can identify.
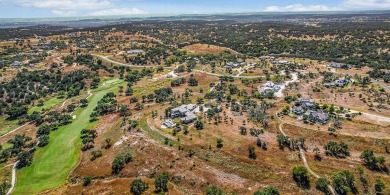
[248,146,256,159]
[135,103,144,110]
[324,141,349,158]
[119,105,130,117]
[292,165,309,189]
[188,76,198,86]
[253,186,280,195]
[155,171,169,193]
[256,137,262,147]
[124,152,133,164]
[90,149,102,161]
[261,142,267,150]
[16,151,33,169]
[112,156,125,174]
[240,126,247,135]
[216,138,223,149]
[375,179,385,194]
[183,125,189,135]
[247,105,269,128]
[313,146,321,161]
[29,111,44,125]
[316,178,330,194]
[80,98,88,107]
[130,179,149,195]
[126,87,134,96]
[83,176,92,186]
[38,135,50,147]
[130,97,138,103]
[360,149,386,170]
[67,104,76,112]
[195,119,204,130]
[0,182,11,195]
[332,170,356,195]
[362,76,371,87]
[206,185,224,195]
[105,138,112,149]
[6,105,27,120]
[357,166,368,192]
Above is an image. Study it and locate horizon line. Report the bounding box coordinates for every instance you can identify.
[1,9,390,20]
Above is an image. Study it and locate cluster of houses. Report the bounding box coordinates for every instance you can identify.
[126,49,144,54]
[292,99,330,124]
[323,77,350,88]
[327,62,352,70]
[272,60,292,65]
[225,62,247,68]
[78,41,95,49]
[32,43,51,50]
[186,57,201,61]
[258,81,281,95]
[259,55,276,60]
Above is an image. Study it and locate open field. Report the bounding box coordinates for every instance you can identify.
[184,44,238,55]
[14,79,124,194]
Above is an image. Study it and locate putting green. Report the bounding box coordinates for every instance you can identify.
[14,79,123,194]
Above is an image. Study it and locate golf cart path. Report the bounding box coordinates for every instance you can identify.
[276,114,335,195]
[6,91,93,195]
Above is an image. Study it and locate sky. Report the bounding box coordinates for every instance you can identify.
[0,0,389,18]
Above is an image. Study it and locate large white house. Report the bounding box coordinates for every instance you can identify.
[258,81,281,95]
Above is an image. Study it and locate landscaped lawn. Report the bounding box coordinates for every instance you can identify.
[14,79,123,194]
[28,97,64,115]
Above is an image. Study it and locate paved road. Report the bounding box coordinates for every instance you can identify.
[193,69,264,79]
[92,54,174,69]
[93,54,264,79]
[371,78,390,91]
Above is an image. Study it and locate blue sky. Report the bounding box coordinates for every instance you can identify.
[0,0,389,18]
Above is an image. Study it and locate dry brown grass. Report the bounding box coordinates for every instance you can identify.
[8,67,389,194]
[184,44,236,55]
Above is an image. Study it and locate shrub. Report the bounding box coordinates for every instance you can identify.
[253,186,280,195]
[83,176,92,186]
[130,179,149,195]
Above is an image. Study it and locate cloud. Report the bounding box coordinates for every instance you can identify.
[265,0,390,12]
[0,0,144,16]
[52,10,76,16]
[265,4,341,12]
[89,7,144,16]
[0,0,111,10]
[342,0,390,9]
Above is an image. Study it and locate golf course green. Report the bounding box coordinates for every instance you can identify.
[14,79,123,194]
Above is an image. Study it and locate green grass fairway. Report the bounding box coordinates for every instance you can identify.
[28,97,64,115]
[103,78,121,85]
[14,79,123,194]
